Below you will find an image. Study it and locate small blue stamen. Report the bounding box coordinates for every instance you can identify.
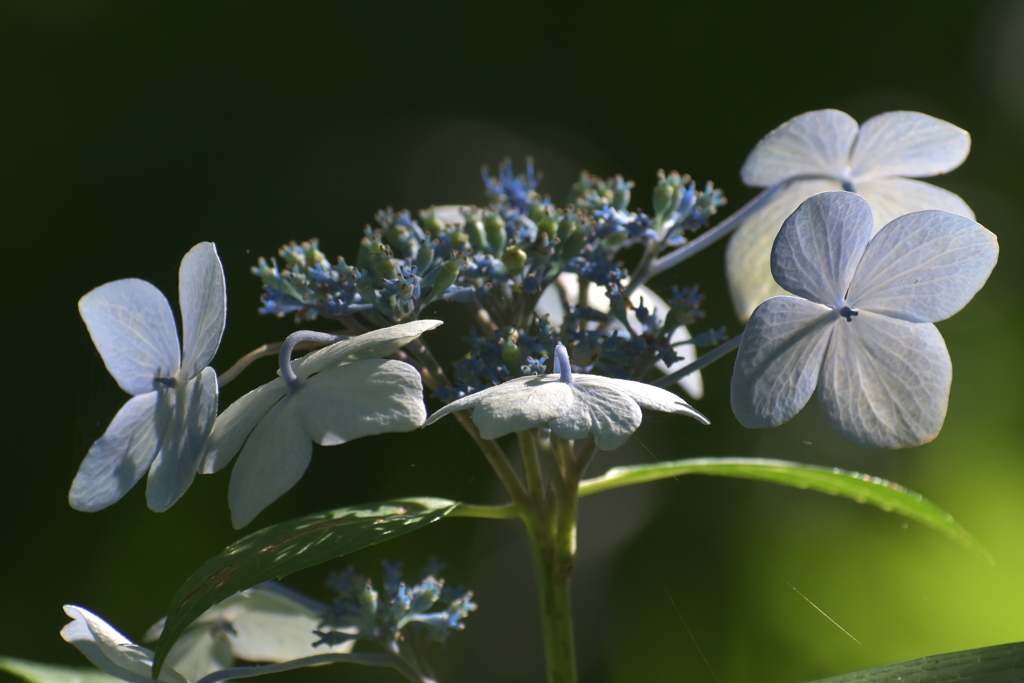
[155,377,177,388]
[841,181,856,192]
[839,306,858,322]
[552,343,574,383]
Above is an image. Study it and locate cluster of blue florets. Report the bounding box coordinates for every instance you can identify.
[312,561,476,652]
[253,159,729,396]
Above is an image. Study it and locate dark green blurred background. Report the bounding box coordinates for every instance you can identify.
[3,2,1023,682]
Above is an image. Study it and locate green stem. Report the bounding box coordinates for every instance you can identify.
[519,434,581,683]
[519,429,547,505]
[448,502,521,519]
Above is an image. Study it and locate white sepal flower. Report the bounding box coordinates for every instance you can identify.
[426,343,708,450]
[727,110,974,321]
[731,191,998,448]
[61,606,189,683]
[536,273,704,399]
[72,242,226,513]
[200,320,441,529]
[144,583,350,683]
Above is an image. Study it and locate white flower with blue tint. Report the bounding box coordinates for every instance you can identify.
[731,192,998,448]
[61,606,189,683]
[536,273,704,399]
[426,343,708,450]
[727,109,974,321]
[199,321,440,529]
[72,242,226,513]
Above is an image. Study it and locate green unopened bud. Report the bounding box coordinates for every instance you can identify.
[423,255,462,304]
[502,246,527,275]
[465,217,487,250]
[416,244,435,272]
[611,175,633,211]
[484,213,507,257]
[420,210,446,236]
[557,212,578,241]
[537,214,559,239]
[601,231,630,249]
[529,203,549,223]
[562,223,589,259]
[369,247,399,280]
[500,333,521,364]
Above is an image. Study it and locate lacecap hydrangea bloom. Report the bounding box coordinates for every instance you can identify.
[200,320,440,528]
[731,192,997,448]
[727,110,974,321]
[72,242,226,513]
[426,343,708,450]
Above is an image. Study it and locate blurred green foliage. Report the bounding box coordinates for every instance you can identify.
[2,1,1023,682]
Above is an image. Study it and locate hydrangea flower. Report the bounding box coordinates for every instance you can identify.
[199,320,440,528]
[426,343,708,450]
[61,585,348,683]
[72,242,226,513]
[535,273,704,399]
[727,109,974,321]
[731,192,998,448]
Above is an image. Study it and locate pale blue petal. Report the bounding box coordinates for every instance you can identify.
[219,585,346,661]
[849,111,971,180]
[228,395,311,529]
[297,359,426,446]
[61,607,188,683]
[771,192,873,307]
[179,242,227,379]
[198,377,287,474]
[429,375,575,439]
[69,391,173,512]
[294,320,441,380]
[731,297,835,428]
[726,178,841,321]
[79,280,180,395]
[856,176,975,234]
[549,385,642,451]
[847,211,999,323]
[818,312,951,448]
[741,109,858,187]
[146,368,219,512]
[581,376,710,425]
[160,624,233,683]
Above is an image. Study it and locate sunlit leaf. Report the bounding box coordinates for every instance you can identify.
[806,640,1024,682]
[578,457,991,562]
[152,497,458,677]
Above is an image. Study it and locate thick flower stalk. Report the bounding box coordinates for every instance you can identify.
[72,242,226,513]
[727,109,975,320]
[731,191,998,448]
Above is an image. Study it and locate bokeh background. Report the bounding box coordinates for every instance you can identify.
[3,2,1024,682]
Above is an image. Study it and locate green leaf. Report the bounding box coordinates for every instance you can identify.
[579,457,990,563]
[152,497,457,678]
[806,640,1024,682]
[0,658,121,683]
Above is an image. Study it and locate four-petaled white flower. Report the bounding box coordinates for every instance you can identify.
[199,320,440,529]
[73,242,226,513]
[731,191,998,449]
[426,343,708,450]
[727,109,975,321]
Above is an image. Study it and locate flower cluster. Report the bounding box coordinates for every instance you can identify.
[251,160,727,395]
[314,561,477,652]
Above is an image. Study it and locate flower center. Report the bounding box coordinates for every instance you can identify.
[553,343,574,383]
[839,305,858,322]
[154,377,177,388]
